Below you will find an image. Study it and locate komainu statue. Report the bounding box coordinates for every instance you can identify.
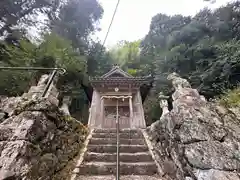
[60,96,72,116]
[158,92,169,117]
[167,72,191,90]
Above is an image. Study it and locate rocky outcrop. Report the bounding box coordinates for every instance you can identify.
[0,74,88,180]
[147,73,240,180]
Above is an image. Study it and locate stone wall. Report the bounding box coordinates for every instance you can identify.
[147,73,240,180]
[0,75,88,180]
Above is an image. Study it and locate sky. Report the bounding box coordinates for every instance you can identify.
[95,0,232,47]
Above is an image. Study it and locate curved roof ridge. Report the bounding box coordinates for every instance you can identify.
[101,65,133,78]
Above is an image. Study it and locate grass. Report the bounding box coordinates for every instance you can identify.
[218,87,240,108]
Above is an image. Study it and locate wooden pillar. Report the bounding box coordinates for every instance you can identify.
[129,96,133,128]
[88,91,96,127]
[88,106,92,126]
[100,97,105,128]
[137,91,146,128]
[88,90,99,128]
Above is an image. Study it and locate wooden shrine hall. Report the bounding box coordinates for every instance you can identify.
[87,65,154,129]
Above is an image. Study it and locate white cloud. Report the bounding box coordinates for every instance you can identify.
[96,0,232,47]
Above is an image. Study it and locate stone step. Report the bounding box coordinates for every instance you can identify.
[94,129,141,134]
[89,138,146,145]
[84,152,153,162]
[92,132,143,139]
[87,145,149,153]
[76,175,161,180]
[77,162,158,175]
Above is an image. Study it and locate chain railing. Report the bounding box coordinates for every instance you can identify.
[0,67,66,97]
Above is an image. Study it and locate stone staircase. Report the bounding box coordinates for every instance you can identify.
[72,129,160,180]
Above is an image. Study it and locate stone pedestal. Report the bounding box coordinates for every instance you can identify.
[158,92,169,118]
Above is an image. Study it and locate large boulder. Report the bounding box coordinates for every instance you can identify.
[147,73,240,180]
[0,97,88,180]
[195,169,240,180]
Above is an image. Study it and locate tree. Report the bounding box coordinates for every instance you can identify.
[52,0,103,52]
[108,40,142,75]
[36,33,87,92]
[112,1,240,124]
[140,1,240,99]
[0,37,37,95]
[0,0,104,124]
[87,41,113,76]
[0,0,61,37]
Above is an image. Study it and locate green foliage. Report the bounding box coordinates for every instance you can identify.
[108,40,142,74]
[37,33,87,93]
[37,33,87,73]
[144,96,162,126]
[98,2,239,124]
[140,1,240,99]
[1,39,36,66]
[0,32,89,97]
[1,0,240,126]
[53,0,104,50]
[0,0,60,36]
[218,87,240,108]
[127,69,138,76]
[0,0,103,124]
[0,39,37,96]
[87,42,113,76]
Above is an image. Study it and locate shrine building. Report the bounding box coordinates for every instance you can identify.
[87,65,154,129]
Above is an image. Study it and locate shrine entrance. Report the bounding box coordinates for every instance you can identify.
[87,65,154,129]
[102,96,132,129]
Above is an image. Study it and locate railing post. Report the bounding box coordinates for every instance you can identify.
[42,69,57,97]
[116,99,120,180]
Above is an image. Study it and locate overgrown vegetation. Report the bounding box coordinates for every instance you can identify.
[0,0,103,122]
[0,0,239,124]
[218,87,240,108]
[101,1,240,122]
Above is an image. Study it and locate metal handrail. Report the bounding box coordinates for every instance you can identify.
[116,99,120,180]
[0,67,66,75]
[42,69,57,97]
[101,95,132,180]
[0,66,66,97]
